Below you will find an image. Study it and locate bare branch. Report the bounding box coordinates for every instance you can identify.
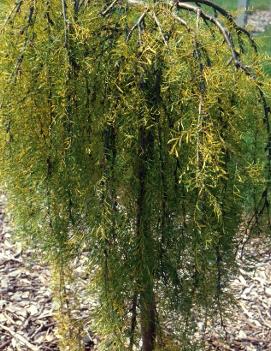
[180,0,258,52]
[126,10,148,41]
[177,3,241,67]
[101,0,120,16]
[171,12,190,31]
[0,0,24,33]
[0,324,39,351]
[61,0,68,48]
[152,12,167,45]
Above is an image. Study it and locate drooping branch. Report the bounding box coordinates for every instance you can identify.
[177,2,241,68]
[152,11,168,45]
[175,2,271,223]
[11,0,36,82]
[127,10,148,41]
[0,0,24,33]
[171,12,190,31]
[180,0,257,52]
[61,0,254,57]
[1,0,271,348]
[92,0,257,59]
[45,0,54,26]
[102,0,256,68]
[61,0,69,48]
[74,0,80,16]
[101,0,119,16]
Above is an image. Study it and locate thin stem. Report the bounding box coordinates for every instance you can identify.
[127,11,148,41]
[61,0,68,48]
[0,0,24,33]
[152,12,167,45]
[180,0,257,51]
[129,293,138,350]
[101,0,119,16]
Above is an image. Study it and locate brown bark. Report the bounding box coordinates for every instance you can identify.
[136,126,156,351]
[140,288,156,351]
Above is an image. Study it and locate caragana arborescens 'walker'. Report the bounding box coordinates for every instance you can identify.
[0,0,270,350]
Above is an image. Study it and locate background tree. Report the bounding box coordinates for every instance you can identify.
[237,0,249,26]
[0,1,270,350]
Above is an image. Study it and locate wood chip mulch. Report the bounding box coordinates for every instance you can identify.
[0,194,58,351]
[204,236,271,351]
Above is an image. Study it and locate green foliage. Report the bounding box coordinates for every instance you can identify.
[0,1,270,350]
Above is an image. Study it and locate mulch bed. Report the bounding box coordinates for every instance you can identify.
[0,194,58,350]
[205,238,271,351]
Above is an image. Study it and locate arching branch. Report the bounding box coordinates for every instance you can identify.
[61,0,69,48]
[178,0,257,52]
[177,2,241,68]
[152,11,168,45]
[101,0,119,16]
[127,10,148,41]
[0,0,24,33]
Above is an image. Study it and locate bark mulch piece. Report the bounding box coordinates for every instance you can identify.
[204,235,271,351]
[0,194,58,351]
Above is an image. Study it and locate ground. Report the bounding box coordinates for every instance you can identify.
[0,195,57,350]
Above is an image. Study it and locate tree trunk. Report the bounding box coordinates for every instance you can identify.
[140,288,156,351]
[136,126,156,351]
[237,0,249,27]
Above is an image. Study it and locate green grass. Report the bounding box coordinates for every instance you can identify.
[250,0,271,11]
[257,26,271,74]
[214,0,236,11]
[259,26,271,55]
[214,0,270,11]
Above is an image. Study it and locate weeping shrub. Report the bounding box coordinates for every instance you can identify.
[0,0,270,350]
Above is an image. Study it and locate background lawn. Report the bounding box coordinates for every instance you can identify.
[214,0,271,11]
